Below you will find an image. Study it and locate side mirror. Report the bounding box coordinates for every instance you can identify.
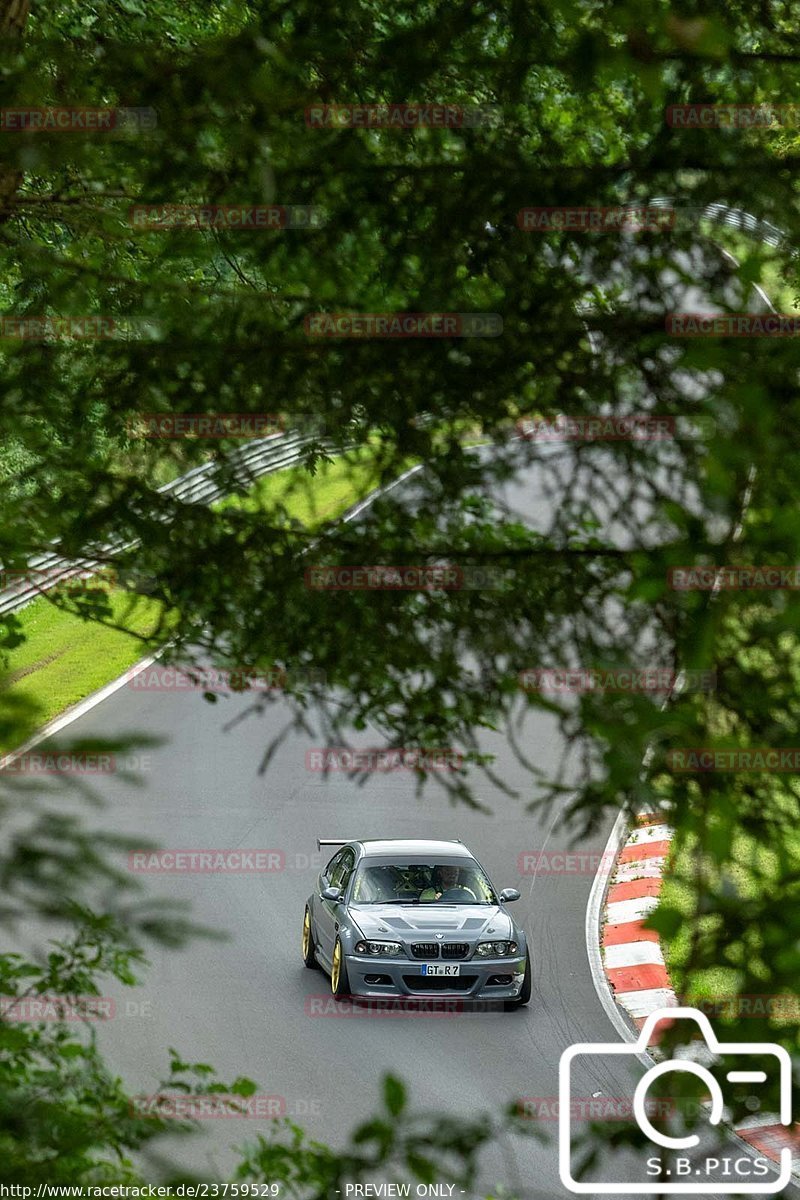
[320,885,342,902]
[499,887,521,903]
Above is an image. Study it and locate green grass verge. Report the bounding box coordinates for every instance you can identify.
[0,591,171,754]
[0,448,401,754]
[215,444,401,528]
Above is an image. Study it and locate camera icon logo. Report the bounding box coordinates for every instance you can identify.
[559,1006,792,1194]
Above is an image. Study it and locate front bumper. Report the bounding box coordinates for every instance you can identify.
[344,952,527,1001]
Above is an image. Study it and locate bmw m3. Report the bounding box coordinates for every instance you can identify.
[302,837,531,1010]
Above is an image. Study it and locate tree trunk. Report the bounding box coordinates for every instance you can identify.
[0,0,29,34]
[0,0,30,222]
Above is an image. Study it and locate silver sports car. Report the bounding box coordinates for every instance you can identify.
[302,837,531,1009]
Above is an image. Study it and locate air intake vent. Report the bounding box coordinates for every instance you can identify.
[403,974,475,992]
[410,943,440,959]
[441,943,469,959]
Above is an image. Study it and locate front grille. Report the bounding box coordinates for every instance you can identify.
[402,974,477,992]
[410,942,439,959]
[441,942,469,960]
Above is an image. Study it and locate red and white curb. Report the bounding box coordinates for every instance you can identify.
[599,811,800,1181]
[603,813,673,1022]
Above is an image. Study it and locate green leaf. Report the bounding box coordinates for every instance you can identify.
[383,1074,406,1117]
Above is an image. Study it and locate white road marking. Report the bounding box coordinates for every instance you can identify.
[604,941,665,969]
[615,988,678,1018]
[612,858,666,883]
[605,895,660,925]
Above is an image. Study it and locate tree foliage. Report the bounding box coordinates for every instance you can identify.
[1,0,799,1187]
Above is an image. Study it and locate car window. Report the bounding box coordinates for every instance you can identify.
[328,849,354,890]
[351,859,497,905]
[324,850,343,883]
[334,849,356,893]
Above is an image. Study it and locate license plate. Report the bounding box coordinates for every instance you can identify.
[420,964,460,976]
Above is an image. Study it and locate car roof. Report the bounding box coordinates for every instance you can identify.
[358,838,473,858]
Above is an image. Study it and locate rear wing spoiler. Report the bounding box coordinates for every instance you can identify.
[317,838,351,851]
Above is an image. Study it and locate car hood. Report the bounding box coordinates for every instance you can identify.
[349,903,515,941]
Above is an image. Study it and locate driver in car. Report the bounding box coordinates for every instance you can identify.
[419,864,476,902]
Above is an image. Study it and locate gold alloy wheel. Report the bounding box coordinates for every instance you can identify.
[302,910,311,959]
[331,940,341,993]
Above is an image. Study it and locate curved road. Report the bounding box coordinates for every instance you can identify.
[88,451,614,1196]
[14,244,787,1197]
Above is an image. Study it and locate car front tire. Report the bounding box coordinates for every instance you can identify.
[330,937,350,997]
[504,949,531,1011]
[301,907,319,969]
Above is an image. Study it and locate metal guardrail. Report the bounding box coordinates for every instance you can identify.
[1,202,786,617]
[645,197,788,248]
[0,430,332,615]
[701,202,786,248]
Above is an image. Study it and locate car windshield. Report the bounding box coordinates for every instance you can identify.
[351,859,497,905]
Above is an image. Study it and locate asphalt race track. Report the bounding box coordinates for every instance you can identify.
[12,246,794,1198]
[86,449,620,1195]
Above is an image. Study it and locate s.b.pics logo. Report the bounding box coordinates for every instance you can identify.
[559,1008,792,1194]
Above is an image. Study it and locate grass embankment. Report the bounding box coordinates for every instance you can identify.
[0,591,170,754]
[0,448,395,754]
[215,444,402,527]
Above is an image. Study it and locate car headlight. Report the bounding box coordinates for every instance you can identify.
[475,940,518,957]
[353,940,403,957]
